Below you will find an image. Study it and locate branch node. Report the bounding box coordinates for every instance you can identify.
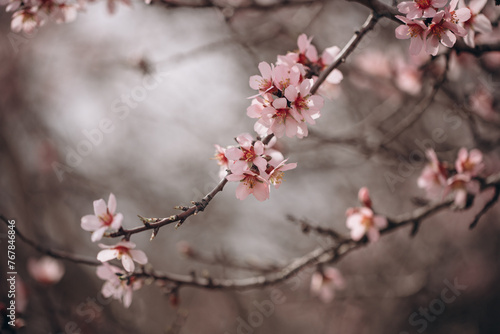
[150,227,160,241]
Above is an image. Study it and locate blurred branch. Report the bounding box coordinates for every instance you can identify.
[8,172,499,291]
[380,53,450,145]
[311,12,379,93]
[0,215,100,266]
[156,0,326,11]
[287,215,348,242]
[347,0,399,21]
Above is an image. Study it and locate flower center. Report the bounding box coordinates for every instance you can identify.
[270,171,285,185]
[242,175,258,189]
[274,108,290,122]
[361,216,373,228]
[294,95,309,111]
[114,246,130,258]
[429,22,446,38]
[409,24,425,37]
[242,147,256,162]
[415,0,432,9]
[98,210,114,226]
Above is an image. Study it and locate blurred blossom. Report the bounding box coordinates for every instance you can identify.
[460,0,492,48]
[28,256,65,285]
[346,188,387,242]
[469,87,498,121]
[97,241,148,272]
[355,50,392,79]
[96,263,142,308]
[444,173,479,208]
[418,149,449,199]
[310,267,346,303]
[455,147,484,177]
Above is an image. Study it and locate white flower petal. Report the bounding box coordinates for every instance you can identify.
[97,249,119,263]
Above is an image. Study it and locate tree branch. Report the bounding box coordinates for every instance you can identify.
[6,172,500,290]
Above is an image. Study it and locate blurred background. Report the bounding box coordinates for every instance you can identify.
[1,0,500,332]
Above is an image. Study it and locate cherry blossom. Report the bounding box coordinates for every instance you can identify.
[11,8,44,34]
[97,241,148,272]
[424,10,467,56]
[310,267,346,303]
[225,170,270,201]
[27,257,65,285]
[460,0,493,47]
[96,263,142,308]
[249,62,276,95]
[267,159,297,189]
[225,133,268,175]
[417,149,448,198]
[257,97,308,138]
[81,193,123,242]
[346,207,388,242]
[455,147,483,176]
[397,0,448,19]
[358,187,372,208]
[444,173,479,208]
[284,79,323,125]
[395,15,428,55]
[346,188,387,242]
[213,144,230,178]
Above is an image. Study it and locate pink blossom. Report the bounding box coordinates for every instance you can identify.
[258,97,308,138]
[226,170,270,201]
[358,187,372,208]
[346,207,388,242]
[310,267,346,303]
[444,0,472,29]
[27,257,65,285]
[469,87,497,121]
[455,147,483,176]
[421,0,470,55]
[267,159,297,189]
[50,1,79,24]
[96,263,142,308]
[97,241,148,272]
[81,193,123,242]
[417,149,448,198]
[225,133,268,174]
[397,0,448,19]
[394,58,423,95]
[272,64,301,91]
[424,12,457,56]
[11,8,44,34]
[249,62,276,95]
[444,173,479,208]
[284,79,323,125]
[460,0,492,47]
[395,15,428,55]
[213,144,230,178]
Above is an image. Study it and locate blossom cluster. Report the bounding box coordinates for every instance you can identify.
[418,147,484,208]
[395,0,492,55]
[215,133,297,201]
[1,0,136,34]
[216,35,344,201]
[247,34,342,139]
[81,193,147,307]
